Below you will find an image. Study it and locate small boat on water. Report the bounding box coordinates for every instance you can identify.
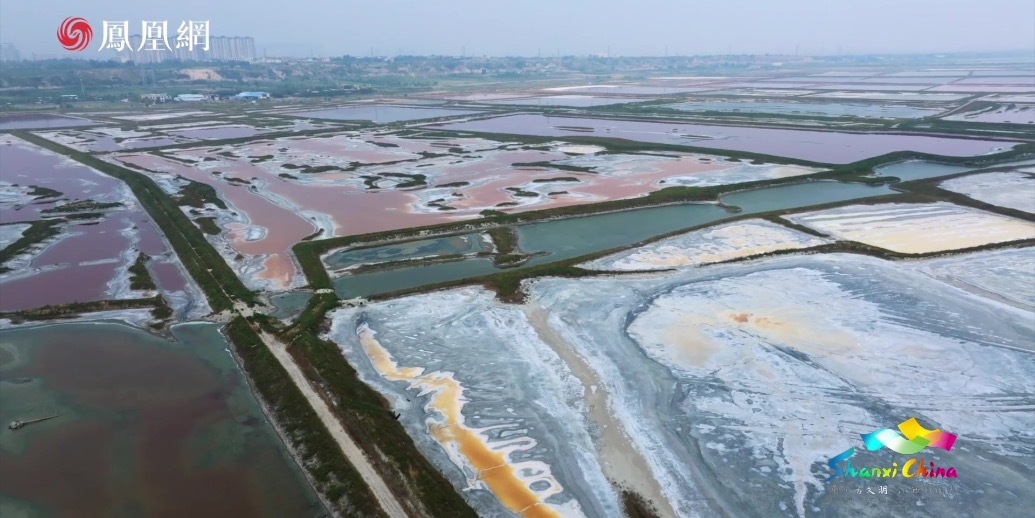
[8,414,60,430]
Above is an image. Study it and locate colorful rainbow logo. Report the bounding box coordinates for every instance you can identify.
[862,417,957,454]
[826,418,958,481]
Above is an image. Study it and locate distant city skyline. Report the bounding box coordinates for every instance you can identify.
[1,0,1033,58]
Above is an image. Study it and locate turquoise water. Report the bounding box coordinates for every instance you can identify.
[269,291,313,320]
[875,158,1035,182]
[333,180,896,298]
[331,157,1033,299]
[325,233,487,269]
[334,257,498,298]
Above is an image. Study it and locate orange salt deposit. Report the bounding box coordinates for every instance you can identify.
[357,324,563,518]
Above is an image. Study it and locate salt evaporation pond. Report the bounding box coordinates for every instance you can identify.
[0,136,194,312]
[0,114,95,130]
[526,253,1035,517]
[487,96,653,107]
[330,159,1023,299]
[940,170,1035,214]
[292,105,482,123]
[333,180,897,298]
[327,290,621,517]
[0,322,324,517]
[168,125,265,140]
[668,99,943,119]
[543,85,711,95]
[433,114,1016,163]
[325,233,487,270]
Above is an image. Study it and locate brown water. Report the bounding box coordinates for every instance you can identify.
[433,114,1018,163]
[0,322,324,518]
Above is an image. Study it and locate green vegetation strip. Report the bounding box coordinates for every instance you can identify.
[0,297,162,321]
[0,219,63,271]
[225,317,386,517]
[14,131,257,311]
[26,185,62,199]
[279,294,478,518]
[41,200,123,213]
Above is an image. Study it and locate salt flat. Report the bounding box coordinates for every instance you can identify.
[325,290,621,517]
[528,253,1035,517]
[782,202,1035,253]
[582,219,828,270]
[912,247,1035,310]
[940,172,1035,214]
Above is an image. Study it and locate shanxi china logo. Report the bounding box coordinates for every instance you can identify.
[58,17,93,51]
[827,418,959,481]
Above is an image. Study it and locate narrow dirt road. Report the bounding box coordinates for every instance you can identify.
[261,331,409,518]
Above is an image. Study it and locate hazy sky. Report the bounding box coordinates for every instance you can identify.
[3,0,1034,57]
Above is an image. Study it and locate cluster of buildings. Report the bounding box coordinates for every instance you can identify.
[0,43,20,61]
[118,36,257,63]
[139,91,270,103]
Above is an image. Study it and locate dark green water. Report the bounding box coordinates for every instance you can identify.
[324,233,487,269]
[269,291,314,321]
[333,179,896,298]
[330,156,1035,299]
[0,322,324,518]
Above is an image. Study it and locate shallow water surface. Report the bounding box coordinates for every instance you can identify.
[0,322,323,518]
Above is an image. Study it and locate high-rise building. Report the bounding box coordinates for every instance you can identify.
[111,36,256,63]
[0,43,21,61]
[208,37,256,61]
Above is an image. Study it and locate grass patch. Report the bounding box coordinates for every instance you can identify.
[0,296,163,321]
[128,253,157,290]
[531,176,579,183]
[487,226,518,255]
[175,180,228,210]
[26,185,62,199]
[435,181,470,188]
[195,216,222,235]
[41,200,122,213]
[0,219,63,269]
